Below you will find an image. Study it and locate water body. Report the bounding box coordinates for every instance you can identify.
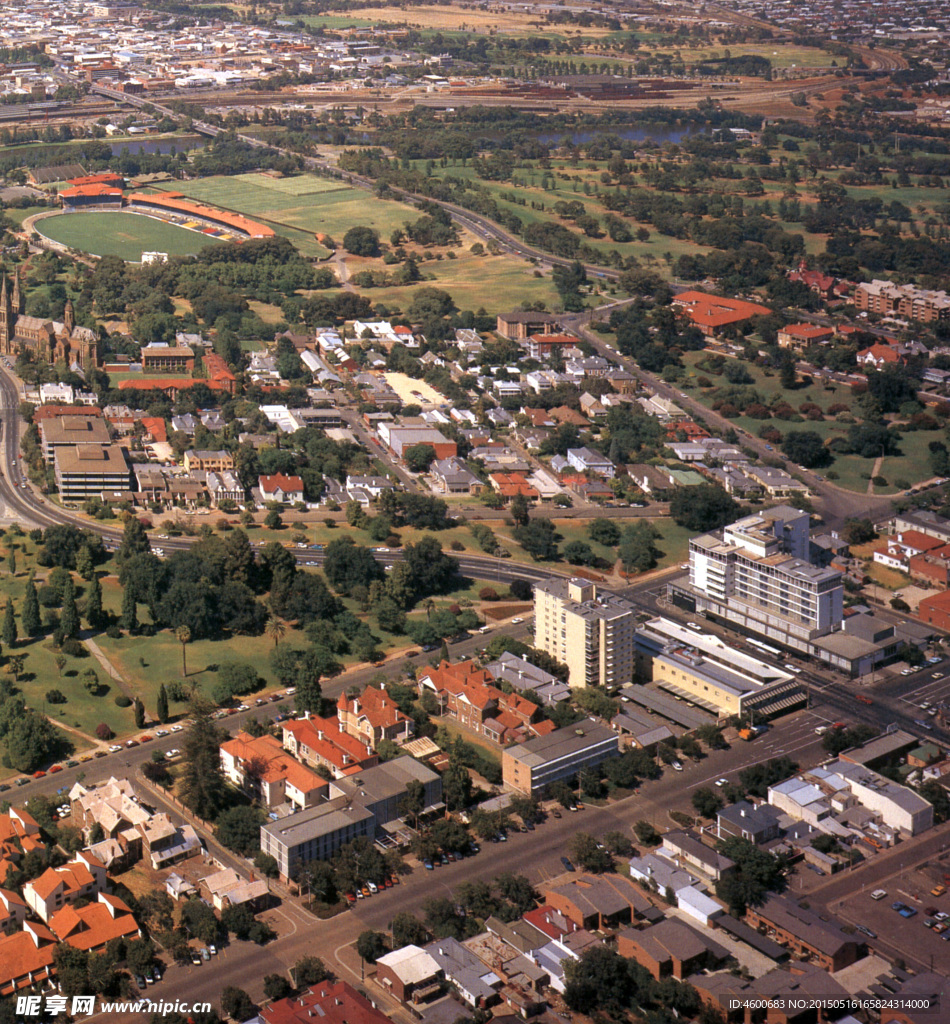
[109,134,205,156]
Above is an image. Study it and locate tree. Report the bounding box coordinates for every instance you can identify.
[262,975,292,1002]
[691,787,724,819]
[156,683,169,724]
[342,226,380,257]
[633,820,660,846]
[715,836,787,915]
[85,574,104,630]
[1,599,14,648]
[266,615,286,649]
[510,492,530,528]
[216,806,265,856]
[117,515,151,563]
[564,946,638,1014]
[60,577,79,639]
[568,832,614,873]
[176,624,192,677]
[22,573,40,636]
[264,508,283,531]
[391,912,428,948]
[398,779,426,829]
[134,698,145,729]
[669,485,739,532]
[404,443,437,473]
[588,519,620,546]
[121,583,138,632]
[221,987,256,1022]
[179,698,229,819]
[563,540,595,565]
[442,742,473,810]
[512,519,558,560]
[781,430,831,468]
[355,931,388,964]
[293,956,330,987]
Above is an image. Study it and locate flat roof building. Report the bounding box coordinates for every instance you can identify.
[54,444,131,502]
[502,722,618,795]
[259,756,441,879]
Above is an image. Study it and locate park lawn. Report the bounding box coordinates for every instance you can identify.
[163,177,412,252]
[95,629,288,720]
[6,205,49,226]
[356,251,563,313]
[247,300,285,324]
[875,429,944,493]
[674,42,835,68]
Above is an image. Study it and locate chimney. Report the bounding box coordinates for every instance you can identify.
[740,809,746,818]
[317,730,324,741]
[343,754,350,765]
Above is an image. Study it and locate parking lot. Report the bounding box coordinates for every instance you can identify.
[832,849,950,972]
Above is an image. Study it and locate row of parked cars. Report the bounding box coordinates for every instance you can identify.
[344,875,401,903]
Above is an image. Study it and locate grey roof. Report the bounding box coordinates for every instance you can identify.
[424,937,499,1003]
[751,894,864,958]
[504,722,617,769]
[717,800,781,835]
[260,796,375,846]
[620,918,730,965]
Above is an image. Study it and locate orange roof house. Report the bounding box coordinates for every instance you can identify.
[777,323,835,348]
[336,686,414,751]
[673,291,772,336]
[417,660,543,743]
[119,377,232,398]
[489,472,539,499]
[220,731,327,808]
[0,921,56,996]
[281,716,378,779]
[259,473,305,502]
[24,851,107,922]
[857,343,901,367]
[49,892,140,952]
[203,351,237,394]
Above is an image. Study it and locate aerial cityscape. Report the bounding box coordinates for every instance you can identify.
[0,0,950,1022]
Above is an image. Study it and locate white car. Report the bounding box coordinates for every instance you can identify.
[670,761,684,772]
[714,778,728,787]
[901,667,916,676]
[511,617,524,624]
[815,726,829,736]
[367,881,378,894]
[165,749,181,759]
[155,729,168,737]
[170,724,183,733]
[285,688,296,695]
[108,744,122,753]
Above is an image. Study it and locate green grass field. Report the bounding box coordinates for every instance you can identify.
[158,176,418,257]
[37,212,223,261]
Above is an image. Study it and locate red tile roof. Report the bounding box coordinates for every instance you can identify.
[49,894,139,950]
[673,290,772,329]
[126,192,274,237]
[260,473,304,494]
[32,405,102,421]
[221,731,326,793]
[282,717,376,774]
[419,660,502,710]
[262,981,391,1024]
[0,925,56,996]
[336,686,412,732]
[781,323,835,340]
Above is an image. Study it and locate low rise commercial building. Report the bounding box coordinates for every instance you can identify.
[259,757,442,879]
[744,894,866,971]
[502,722,618,795]
[54,444,131,501]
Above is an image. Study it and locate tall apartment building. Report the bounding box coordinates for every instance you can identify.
[534,578,636,689]
[854,280,950,322]
[686,506,843,651]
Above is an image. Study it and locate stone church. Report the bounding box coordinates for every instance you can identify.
[0,273,98,370]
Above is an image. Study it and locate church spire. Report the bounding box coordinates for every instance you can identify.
[12,270,21,315]
[64,298,74,334]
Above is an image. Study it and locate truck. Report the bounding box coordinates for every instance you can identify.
[738,725,768,741]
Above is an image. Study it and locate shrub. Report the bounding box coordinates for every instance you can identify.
[105,624,122,639]
[96,723,113,740]
[479,587,500,601]
[114,695,132,708]
[61,638,84,657]
[45,689,67,704]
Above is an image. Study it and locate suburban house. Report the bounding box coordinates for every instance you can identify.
[617,919,730,980]
[200,867,270,912]
[336,686,414,751]
[375,944,443,1003]
[541,874,663,931]
[430,457,483,495]
[24,852,108,923]
[259,473,305,504]
[48,892,140,952]
[220,731,327,809]
[565,447,615,478]
[281,715,378,778]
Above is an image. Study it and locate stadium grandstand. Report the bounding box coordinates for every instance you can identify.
[59,184,123,208]
[125,191,274,239]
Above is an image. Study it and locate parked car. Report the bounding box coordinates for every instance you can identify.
[200,948,210,961]
[560,857,575,872]
[367,881,378,894]
[191,952,202,966]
